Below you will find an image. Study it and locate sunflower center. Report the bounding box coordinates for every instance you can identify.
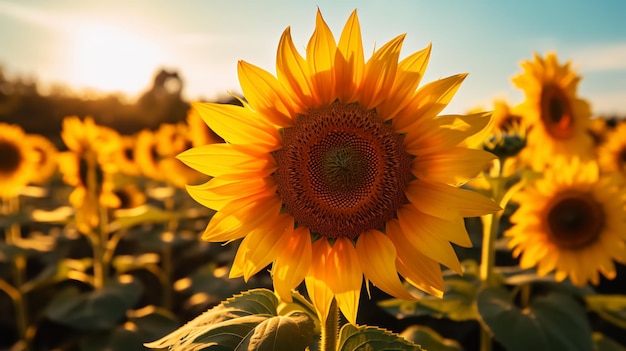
[273,102,412,239]
[0,140,22,176]
[540,84,574,139]
[546,191,605,250]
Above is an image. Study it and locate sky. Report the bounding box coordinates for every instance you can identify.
[1,0,625,116]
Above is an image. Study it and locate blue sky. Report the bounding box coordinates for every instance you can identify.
[1,0,625,115]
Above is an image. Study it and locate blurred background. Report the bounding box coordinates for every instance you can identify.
[1,0,625,139]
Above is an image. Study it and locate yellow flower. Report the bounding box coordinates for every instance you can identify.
[0,123,37,198]
[506,158,626,286]
[25,133,59,185]
[512,52,594,171]
[135,129,163,181]
[58,116,121,233]
[178,9,499,324]
[187,107,224,147]
[598,121,626,174]
[112,134,142,177]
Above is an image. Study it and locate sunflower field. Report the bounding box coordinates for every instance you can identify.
[2,8,626,351]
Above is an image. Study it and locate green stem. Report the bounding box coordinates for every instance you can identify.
[321,298,339,351]
[85,151,107,289]
[161,188,177,309]
[4,197,31,351]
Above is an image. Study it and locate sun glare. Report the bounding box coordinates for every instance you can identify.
[68,23,165,97]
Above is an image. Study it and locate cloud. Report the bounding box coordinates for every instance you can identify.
[571,43,626,71]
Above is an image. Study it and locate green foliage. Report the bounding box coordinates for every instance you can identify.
[144,288,316,351]
[400,325,463,351]
[337,324,425,351]
[45,277,143,330]
[476,286,594,351]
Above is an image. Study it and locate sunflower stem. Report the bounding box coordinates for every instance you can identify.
[479,158,506,351]
[85,151,107,290]
[4,197,31,351]
[321,298,339,351]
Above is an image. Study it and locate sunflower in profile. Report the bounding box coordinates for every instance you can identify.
[0,123,37,199]
[25,133,59,185]
[513,53,594,171]
[597,121,626,174]
[178,9,499,324]
[58,116,122,233]
[506,158,626,286]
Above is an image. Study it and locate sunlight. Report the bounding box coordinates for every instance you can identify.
[68,22,165,96]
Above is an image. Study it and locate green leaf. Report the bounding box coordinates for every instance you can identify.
[593,332,626,351]
[400,325,463,351]
[240,312,315,351]
[145,289,316,350]
[476,286,593,351]
[126,306,180,342]
[338,324,425,351]
[110,205,174,230]
[586,295,626,329]
[46,277,142,330]
[80,327,146,351]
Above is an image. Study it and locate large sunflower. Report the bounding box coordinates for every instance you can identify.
[0,123,37,199]
[58,116,122,233]
[506,158,626,286]
[512,52,594,170]
[178,10,500,324]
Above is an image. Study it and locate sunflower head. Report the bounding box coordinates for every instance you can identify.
[483,100,527,159]
[512,52,594,171]
[25,133,59,185]
[178,9,500,324]
[0,123,38,198]
[58,116,122,233]
[506,157,626,286]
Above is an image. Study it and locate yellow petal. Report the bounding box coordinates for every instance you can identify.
[306,9,337,105]
[406,179,500,220]
[230,214,294,281]
[395,206,464,273]
[412,147,496,186]
[306,240,335,325]
[185,177,275,211]
[378,43,431,121]
[393,73,467,133]
[177,143,274,179]
[359,34,405,110]
[272,226,312,302]
[356,230,416,301]
[201,195,282,242]
[335,9,364,103]
[238,60,296,126]
[191,102,279,149]
[276,27,314,108]
[386,219,445,297]
[325,237,362,324]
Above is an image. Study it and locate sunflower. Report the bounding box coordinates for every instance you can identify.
[135,129,164,181]
[512,52,594,171]
[25,133,59,184]
[58,116,122,233]
[597,121,626,174]
[0,123,37,199]
[112,134,141,177]
[187,107,224,147]
[506,158,626,286]
[178,9,500,324]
